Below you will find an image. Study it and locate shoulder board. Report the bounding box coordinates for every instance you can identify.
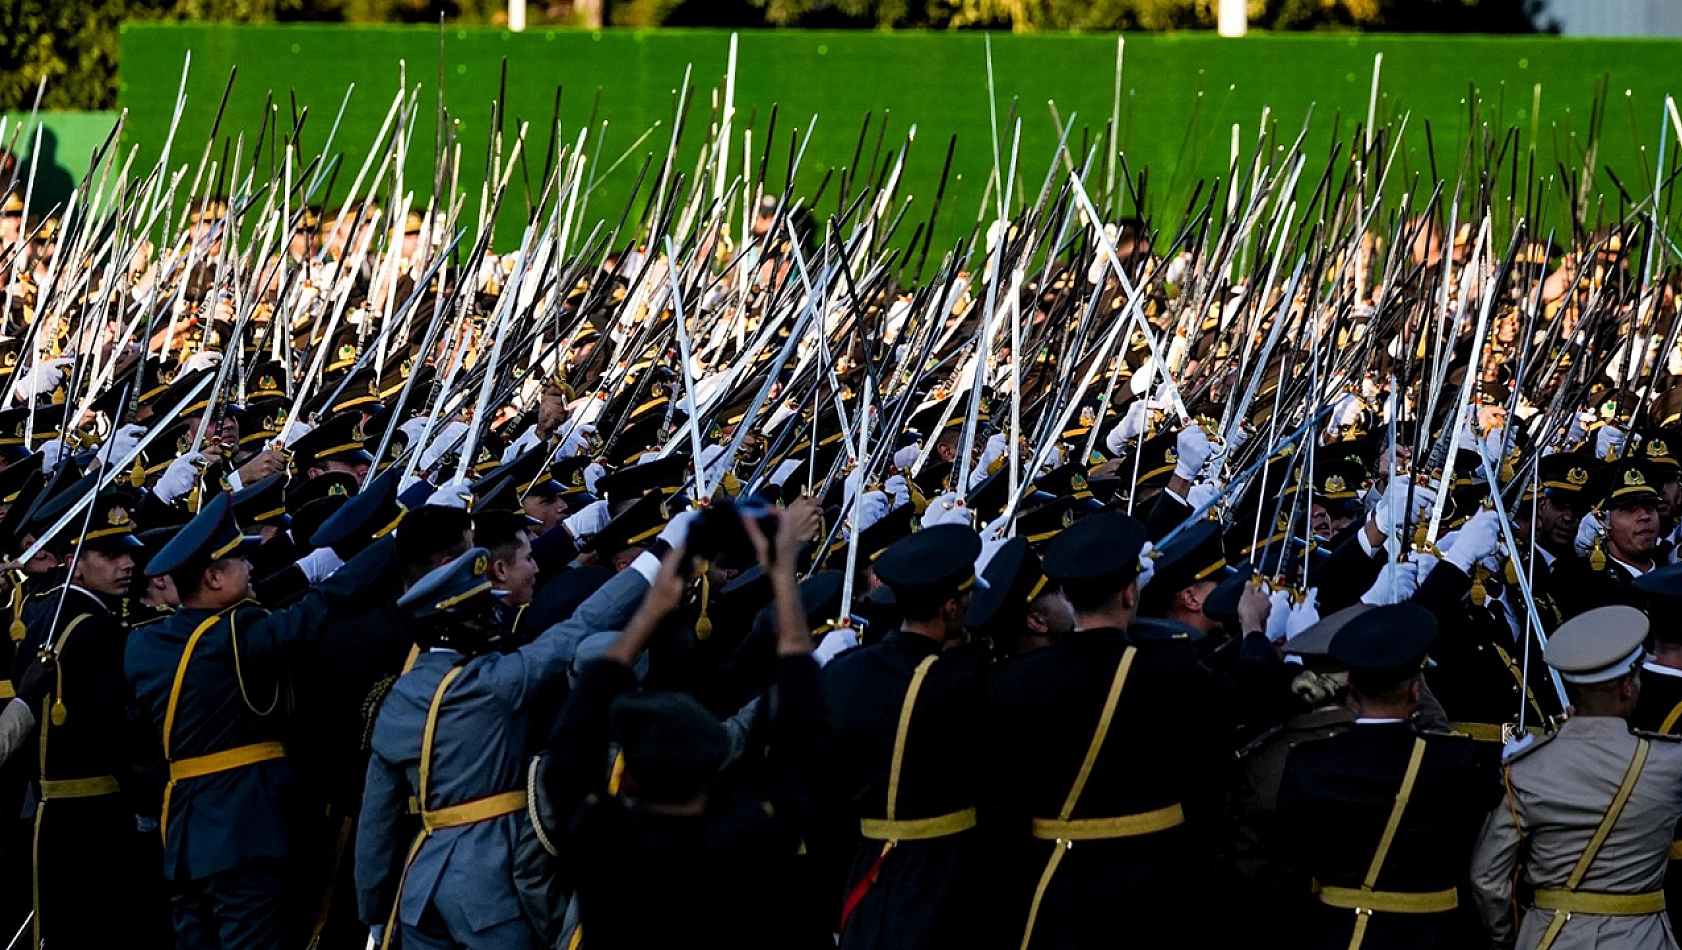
[27,585,62,602]
[1633,729,1682,743]
[1420,728,1476,741]
[1501,731,1555,765]
[1235,722,1287,759]
[129,615,169,629]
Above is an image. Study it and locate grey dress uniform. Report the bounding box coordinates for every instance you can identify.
[1469,605,1682,950]
[1469,716,1682,949]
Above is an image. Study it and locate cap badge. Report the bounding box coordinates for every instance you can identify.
[258,374,278,391]
[107,507,130,527]
[471,554,488,577]
[1567,467,1589,485]
[328,484,348,498]
[1653,439,1670,458]
[1325,475,1346,494]
[1625,469,1647,487]
[1071,472,1088,491]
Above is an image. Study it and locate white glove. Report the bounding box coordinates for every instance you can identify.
[297,546,345,583]
[658,507,701,548]
[564,499,612,539]
[1186,479,1223,512]
[1263,589,1294,643]
[97,424,147,469]
[1227,423,1254,456]
[1596,423,1628,460]
[583,461,607,493]
[153,452,207,503]
[1362,559,1421,605]
[13,357,71,400]
[1173,425,1214,480]
[814,627,860,666]
[426,476,474,509]
[37,438,69,475]
[556,423,597,460]
[920,492,972,529]
[856,491,890,533]
[501,425,541,463]
[568,393,607,428]
[970,433,1008,488]
[181,350,223,374]
[1284,595,1321,640]
[1105,399,1150,456]
[396,416,431,454]
[1575,510,1606,558]
[975,513,1013,574]
[1443,509,1504,575]
[892,445,922,472]
[1564,410,1594,447]
[1373,478,1437,539]
[419,420,470,472]
[883,474,912,510]
[769,458,804,488]
[1136,541,1157,591]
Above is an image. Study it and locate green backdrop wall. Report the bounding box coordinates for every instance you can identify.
[115,25,1682,258]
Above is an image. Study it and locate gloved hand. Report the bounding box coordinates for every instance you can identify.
[36,438,69,475]
[975,512,1013,574]
[1105,399,1151,456]
[1575,510,1606,558]
[884,474,912,510]
[892,445,922,472]
[658,507,701,549]
[1362,559,1421,605]
[1285,595,1321,640]
[1186,478,1223,512]
[1227,422,1254,456]
[1136,541,1158,591]
[181,350,223,374]
[1173,425,1214,480]
[1597,423,1628,460]
[564,499,612,539]
[1564,410,1595,447]
[419,420,470,472]
[97,424,148,469]
[1443,509,1504,575]
[973,433,1008,479]
[396,416,432,453]
[814,627,861,666]
[426,477,475,509]
[501,425,542,463]
[568,392,608,429]
[583,461,607,493]
[1373,478,1438,540]
[920,492,972,529]
[1263,589,1294,643]
[856,491,890,533]
[153,452,207,503]
[13,357,71,401]
[297,546,345,583]
[556,423,597,460]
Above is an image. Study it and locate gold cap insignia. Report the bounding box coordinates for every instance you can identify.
[1625,469,1647,487]
[258,374,278,391]
[1567,467,1589,486]
[1652,440,1671,458]
[570,468,585,487]
[472,554,488,577]
[1165,446,1179,463]
[328,483,348,498]
[1325,475,1346,494]
[1061,508,1075,527]
[1071,472,1088,491]
[107,507,130,527]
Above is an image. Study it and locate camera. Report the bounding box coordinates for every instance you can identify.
[684,496,779,570]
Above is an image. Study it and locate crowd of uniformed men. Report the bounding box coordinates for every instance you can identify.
[3,100,1682,950]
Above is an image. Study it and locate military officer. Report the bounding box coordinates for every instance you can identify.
[1276,603,1501,950]
[125,492,397,950]
[818,523,990,950]
[1469,605,1682,949]
[1552,460,1664,618]
[987,511,1226,949]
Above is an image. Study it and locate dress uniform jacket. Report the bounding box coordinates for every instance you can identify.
[1549,554,1648,620]
[818,631,989,950]
[1277,721,1500,950]
[1415,562,1563,738]
[986,626,1227,950]
[25,586,160,948]
[355,562,651,947]
[1469,716,1682,949]
[1630,660,1682,937]
[123,536,397,884]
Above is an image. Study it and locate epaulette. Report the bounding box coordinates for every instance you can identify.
[1501,730,1555,765]
[1420,728,1476,741]
[1235,722,1287,760]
